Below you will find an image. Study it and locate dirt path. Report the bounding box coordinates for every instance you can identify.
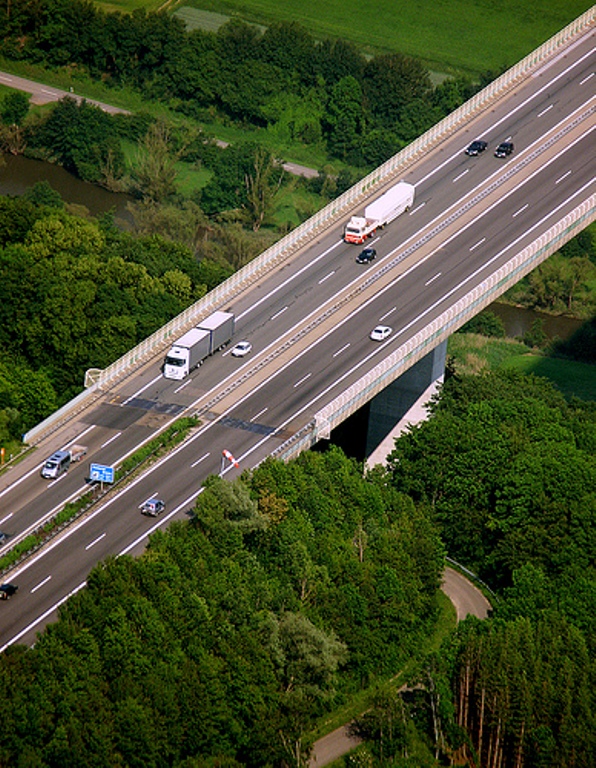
[309,566,492,765]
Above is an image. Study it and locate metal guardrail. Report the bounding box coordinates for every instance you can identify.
[24,8,595,444]
[445,556,499,603]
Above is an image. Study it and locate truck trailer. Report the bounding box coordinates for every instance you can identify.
[344,181,415,244]
[163,311,235,380]
[198,311,236,355]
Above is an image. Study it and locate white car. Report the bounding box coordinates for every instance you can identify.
[370,325,392,341]
[231,341,252,357]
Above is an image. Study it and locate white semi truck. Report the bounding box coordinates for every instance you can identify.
[163,310,235,380]
[344,181,415,244]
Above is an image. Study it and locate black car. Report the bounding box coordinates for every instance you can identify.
[356,247,377,264]
[495,141,514,158]
[465,140,488,156]
[0,583,18,600]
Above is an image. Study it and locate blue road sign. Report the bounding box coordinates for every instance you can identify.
[89,463,115,484]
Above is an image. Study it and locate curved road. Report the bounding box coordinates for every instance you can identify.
[309,567,492,765]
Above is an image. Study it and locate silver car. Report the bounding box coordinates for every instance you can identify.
[141,498,165,517]
[231,341,252,357]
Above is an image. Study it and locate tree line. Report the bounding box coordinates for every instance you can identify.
[0,1,483,168]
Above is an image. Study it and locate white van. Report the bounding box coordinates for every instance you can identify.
[41,450,71,479]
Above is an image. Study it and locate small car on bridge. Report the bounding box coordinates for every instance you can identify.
[465,140,488,156]
[0,583,18,600]
[231,341,252,357]
[370,325,392,341]
[356,247,377,264]
[494,141,514,157]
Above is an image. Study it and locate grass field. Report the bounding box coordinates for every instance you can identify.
[502,354,596,402]
[448,333,596,401]
[94,0,165,12]
[93,0,594,74]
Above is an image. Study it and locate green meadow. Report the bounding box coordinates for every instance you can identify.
[94,0,165,12]
[448,333,596,401]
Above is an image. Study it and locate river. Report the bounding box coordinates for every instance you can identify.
[486,301,584,341]
[0,153,133,226]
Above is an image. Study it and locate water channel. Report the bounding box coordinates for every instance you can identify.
[0,153,133,226]
[0,154,585,342]
[485,302,583,342]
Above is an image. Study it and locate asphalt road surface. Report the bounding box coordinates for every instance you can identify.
[0,71,129,113]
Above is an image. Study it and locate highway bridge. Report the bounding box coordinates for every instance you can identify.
[0,10,595,650]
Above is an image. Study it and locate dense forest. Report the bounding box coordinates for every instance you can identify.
[0,371,594,766]
[0,188,232,443]
[0,447,445,766]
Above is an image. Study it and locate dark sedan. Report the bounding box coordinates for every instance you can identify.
[0,583,18,600]
[495,141,514,158]
[465,140,488,156]
[356,247,377,264]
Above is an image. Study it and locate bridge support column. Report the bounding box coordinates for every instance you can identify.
[322,341,447,462]
[365,340,447,462]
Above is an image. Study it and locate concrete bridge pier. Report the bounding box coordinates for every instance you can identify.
[365,341,447,464]
[365,341,446,464]
[324,341,447,463]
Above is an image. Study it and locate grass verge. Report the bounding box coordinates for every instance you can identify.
[448,332,596,401]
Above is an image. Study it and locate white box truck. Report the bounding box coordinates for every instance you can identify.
[344,181,415,244]
[163,311,235,380]
[198,311,235,355]
[163,328,211,380]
